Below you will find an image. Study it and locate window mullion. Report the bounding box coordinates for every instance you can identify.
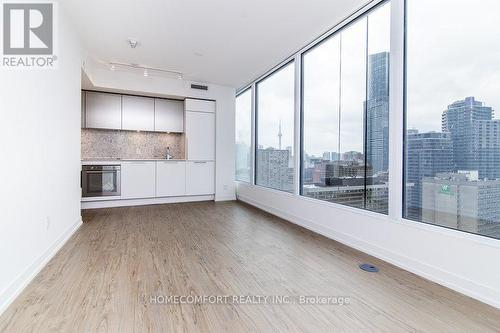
[388,0,405,220]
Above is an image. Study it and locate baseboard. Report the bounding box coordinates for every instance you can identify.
[215,195,236,202]
[237,194,500,309]
[81,195,215,209]
[0,217,83,316]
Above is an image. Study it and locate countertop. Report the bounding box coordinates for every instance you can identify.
[81,158,187,164]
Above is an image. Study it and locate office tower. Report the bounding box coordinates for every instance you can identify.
[278,120,283,150]
[365,51,389,174]
[442,97,499,178]
[304,173,388,213]
[405,130,454,219]
[474,119,500,179]
[342,151,364,163]
[422,171,500,238]
[256,148,294,192]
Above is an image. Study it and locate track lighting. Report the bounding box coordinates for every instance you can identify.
[108,62,182,80]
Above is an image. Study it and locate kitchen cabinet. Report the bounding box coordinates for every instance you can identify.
[185,111,215,161]
[121,161,156,199]
[82,91,186,133]
[156,161,186,197]
[154,99,184,132]
[122,95,155,131]
[185,98,215,113]
[81,91,86,128]
[185,161,215,195]
[85,91,122,130]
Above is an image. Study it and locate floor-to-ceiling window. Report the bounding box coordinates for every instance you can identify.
[404,0,500,239]
[235,0,500,241]
[301,2,390,214]
[235,88,252,182]
[255,62,295,193]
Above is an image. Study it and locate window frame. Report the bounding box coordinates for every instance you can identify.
[234,0,500,245]
[298,1,390,214]
[254,59,296,192]
[401,0,500,241]
[235,87,253,183]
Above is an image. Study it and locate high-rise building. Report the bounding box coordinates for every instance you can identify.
[342,151,364,163]
[422,171,500,238]
[310,160,371,186]
[303,176,388,213]
[256,148,294,192]
[441,96,499,179]
[405,130,454,219]
[474,119,500,179]
[365,52,389,174]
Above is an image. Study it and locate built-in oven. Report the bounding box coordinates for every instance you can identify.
[81,165,121,197]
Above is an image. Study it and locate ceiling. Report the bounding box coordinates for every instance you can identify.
[62,0,368,88]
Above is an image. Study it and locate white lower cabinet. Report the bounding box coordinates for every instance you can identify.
[104,160,214,202]
[156,161,186,197]
[121,162,156,199]
[185,161,215,195]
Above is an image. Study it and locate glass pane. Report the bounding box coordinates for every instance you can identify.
[87,173,116,194]
[256,62,295,193]
[301,35,341,201]
[300,2,390,215]
[405,0,500,239]
[338,17,367,210]
[235,89,252,182]
[365,3,390,214]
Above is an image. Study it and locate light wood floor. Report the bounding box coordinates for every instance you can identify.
[1,201,499,332]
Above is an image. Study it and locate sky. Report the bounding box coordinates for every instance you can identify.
[407,0,500,133]
[235,88,251,145]
[256,63,295,151]
[236,0,500,158]
[236,3,390,157]
[302,2,390,157]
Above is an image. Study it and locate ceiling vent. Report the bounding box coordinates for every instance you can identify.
[191,84,208,91]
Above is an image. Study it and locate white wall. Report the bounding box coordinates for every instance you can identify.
[0,8,83,314]
[236,183,500,309]
[83,64,236,201]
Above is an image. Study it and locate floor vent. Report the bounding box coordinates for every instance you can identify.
[359,263,379,273]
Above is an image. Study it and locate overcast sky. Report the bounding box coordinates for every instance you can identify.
[237,0,500,158]
[407,0,500,132]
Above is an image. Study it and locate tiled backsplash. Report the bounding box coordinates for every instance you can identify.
[81,129,185,159]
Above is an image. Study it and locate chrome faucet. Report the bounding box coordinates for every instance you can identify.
[165,147,173,160]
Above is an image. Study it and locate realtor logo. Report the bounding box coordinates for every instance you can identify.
[1,2,57,68]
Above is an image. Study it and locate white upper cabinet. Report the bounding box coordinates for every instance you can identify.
[154,99,184,132]
[83,91,188,132]
[85,92,122,130]
[185,98,215,113]
[122,95,155,131]
[185,111,215,161]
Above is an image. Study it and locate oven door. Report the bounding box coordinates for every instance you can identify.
[82,165,121,197]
